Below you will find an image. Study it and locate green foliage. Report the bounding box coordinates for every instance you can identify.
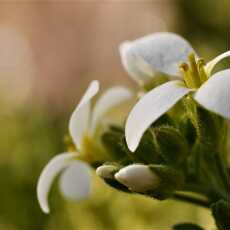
[0,106,66,230]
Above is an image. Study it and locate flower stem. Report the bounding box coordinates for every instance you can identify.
[172,192,211,208]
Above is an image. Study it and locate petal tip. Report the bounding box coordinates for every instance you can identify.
[36,153,74,214]
[37,179,50,214]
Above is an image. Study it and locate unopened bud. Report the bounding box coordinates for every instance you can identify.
[96,165,118,179]
[115,164,160,193]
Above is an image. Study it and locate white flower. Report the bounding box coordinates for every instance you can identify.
[120,32,195,84]
[115,164,160,192]
[37,80,133,213]
[123,32,230,152]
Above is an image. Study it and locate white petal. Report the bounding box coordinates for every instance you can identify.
[120,42,155,84]
[69,80,99,149]
[90,86,133,133]
[125,80,191,152]
[194,69,230,119]
[120,32,195,80]
[59,161,91,201]
[37,153,75,213]
[115,164,159,193]
[205,50,230,76]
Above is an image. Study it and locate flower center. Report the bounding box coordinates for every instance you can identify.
[179,53,208,89]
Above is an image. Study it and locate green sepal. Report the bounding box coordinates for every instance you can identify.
[101,126,132,163]
[183,96,226,150]
[211,200,230,230]
[147,165,184,200]
[179,116,197,147]
[172,223,204,230]
[133,130,162,164]
[196,106,226,148]
[154,125,189,166]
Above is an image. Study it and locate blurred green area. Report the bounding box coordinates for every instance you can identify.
[178,0,230,66]
[2,1,230,229]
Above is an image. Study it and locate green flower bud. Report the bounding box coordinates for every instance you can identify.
[102,126,161,164]
[154,126,189,166]
[101,126,128,161]
[133,130,161,164]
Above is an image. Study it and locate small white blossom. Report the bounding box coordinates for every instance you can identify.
[37,80,132,213]
[122,33,230,152]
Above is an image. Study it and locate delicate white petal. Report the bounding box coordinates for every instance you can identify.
[115,164,159,193]
[37,153,75,213]
[205,50,230,76]
[120,42,155,84]
[69,80,99,149]
[90,86,133,133]
[194,69,230,119]
[125,80,191,152]
[59,161,91,201]
[120,32,195,79]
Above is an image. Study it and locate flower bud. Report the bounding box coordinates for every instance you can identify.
[115,164,160,193]
[96,165,118,179]
[96,164,130,193]
[154,126,189,166]
[115,164,184,200]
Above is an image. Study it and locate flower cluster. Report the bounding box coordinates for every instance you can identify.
[37,32,230,229]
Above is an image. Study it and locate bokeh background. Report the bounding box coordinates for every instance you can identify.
[1,0,230,229]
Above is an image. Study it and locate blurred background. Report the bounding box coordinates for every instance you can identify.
[1,0,230,229]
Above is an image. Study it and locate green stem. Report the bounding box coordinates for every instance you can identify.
[172,192,211,209]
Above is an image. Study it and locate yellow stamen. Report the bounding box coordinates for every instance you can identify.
[188,53,201,87]
[197,59,208,83]
[179,63,196,89]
